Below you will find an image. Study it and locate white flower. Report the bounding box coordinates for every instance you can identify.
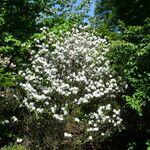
[16,138,23,143]
[88,120,93,125]
[3,120,9,124]
[88,136,93,140]
[93,127,99,131]
[94,123,97,127]
[11,116,18,122]
[53,114,64,121]
[101,133,105,136]
[45,101,49,105]
[36,108,44,113]
[113,109,120,115]
[98,108,103,115]
[50,107,55,113]
[64,132,72,138]
[106,104,111,110]
[74,117,80,123]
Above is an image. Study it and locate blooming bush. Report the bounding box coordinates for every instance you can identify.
[19,26,127,148]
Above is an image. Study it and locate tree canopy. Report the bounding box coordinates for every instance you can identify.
[95,0,150,29]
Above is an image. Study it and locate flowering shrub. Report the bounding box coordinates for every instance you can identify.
[19,26,127,148]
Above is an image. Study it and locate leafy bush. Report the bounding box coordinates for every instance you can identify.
[106,19,150,149]
[108,20,150,115]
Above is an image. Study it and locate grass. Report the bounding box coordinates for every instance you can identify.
[0,144,26,150]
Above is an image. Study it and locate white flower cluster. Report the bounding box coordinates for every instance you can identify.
[86,104,123,140]
[0,55,16,68]
[0,55,10,67]
[19,26,127,141]
[16,138,23,143]
[64,132,72,138]
[1,116,18,125]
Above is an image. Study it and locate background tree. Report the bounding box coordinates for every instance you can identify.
[94,0,150,30]
[94,0,150,149]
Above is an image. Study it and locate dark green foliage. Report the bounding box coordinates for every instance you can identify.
[0,0,45,89]
[108,20,150,114]
[113,0,150,26]
[95,0,150,29]
[93,1,150,149]
[0,0,44,40]
[0,87,23,147]
[104,20,150,150]
[21,112,65,150]
[94,0,116,30]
